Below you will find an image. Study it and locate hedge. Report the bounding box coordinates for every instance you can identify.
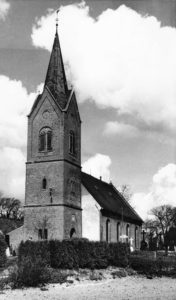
[0,234,7,267]
[18,240,50,265]
[129,256,176,276]
[18,239,130,270]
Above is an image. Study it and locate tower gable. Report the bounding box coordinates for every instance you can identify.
[27,88,64,162]
[63,91,81,166]
[64,91,81,124]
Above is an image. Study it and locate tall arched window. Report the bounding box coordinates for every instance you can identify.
[135,226,138,248]
[126,224,129,242]
[100,225,103,241]
[39,127,52,152]
[117,222,120,242]
[69,130,75,154]
[42,178,47,189]
[106,219,110,242]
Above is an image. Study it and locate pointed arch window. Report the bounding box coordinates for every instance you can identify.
[126,224,130,242]
[69,130,75,154]
[70,228,76,238]
[135,226,138,248]
[117,222,120,242]
[39,127,52,152]
[106,219,110,242]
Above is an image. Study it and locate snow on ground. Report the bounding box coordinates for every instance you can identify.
[1,276,176,300]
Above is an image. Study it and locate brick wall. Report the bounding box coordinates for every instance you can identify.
[7,226,24,253]
[24,88,82,241]
[24,206,65,241]
[100,214,141,249]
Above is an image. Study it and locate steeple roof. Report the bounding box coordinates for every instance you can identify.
[44,28,68,109]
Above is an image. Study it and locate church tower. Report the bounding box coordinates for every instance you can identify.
[23,21,82,241]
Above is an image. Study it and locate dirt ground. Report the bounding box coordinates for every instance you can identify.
[1,276,176,300]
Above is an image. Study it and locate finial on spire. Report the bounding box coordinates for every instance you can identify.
[56,9,59,34]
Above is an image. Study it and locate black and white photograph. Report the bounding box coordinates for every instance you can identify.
[0,0,176,299]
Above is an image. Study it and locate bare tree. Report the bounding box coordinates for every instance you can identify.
[119,184,133,203]
[143,218,161,248]
[150,205,174,238]
[144,218,160,235]
[149,205,175,253]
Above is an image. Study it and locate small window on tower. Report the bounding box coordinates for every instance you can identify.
[42,178,47,190]
[44,229,48,240]
[38,229,42,240]
[69,131,75,154]
[39,127,52,152]
[71,214,76,222]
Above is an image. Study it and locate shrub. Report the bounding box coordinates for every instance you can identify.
[89,270,103,281]
[111,269,127,278]
[130,256,157,275]
[18,239,129,271]
[108,242,129,267]
[48,269,68,284]
[129,255,176,276]
[140,240,148,251]
[49,239,129,269]
[9,240,51,288]
[18,240,50,265]
[9,257,51,288]
[49,239,79,269]
[0,277,9,290]
[9,239,130,288]
[0,233,7,267]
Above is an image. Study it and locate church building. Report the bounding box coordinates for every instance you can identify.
[7,22,143,252]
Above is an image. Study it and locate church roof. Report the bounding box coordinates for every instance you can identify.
[44,28,69,109]
[81,172,143,225]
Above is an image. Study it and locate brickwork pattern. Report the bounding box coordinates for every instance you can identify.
[24,87,82,242]
[100,214,141,249]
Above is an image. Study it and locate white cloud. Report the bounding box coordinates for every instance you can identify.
[104,121,139,137]
[0,75,41,199]
[0,147,25,200]
[132,164,176,220]
[0,0,10,20]
[82,153,111,182]
[0,76,37,148]
[32,3,176,129]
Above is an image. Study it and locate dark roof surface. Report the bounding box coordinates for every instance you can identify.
[81,172,143,225]
[28,30,75,117]
[44,30,68,109]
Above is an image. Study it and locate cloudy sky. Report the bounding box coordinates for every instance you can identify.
[0,0,176,219]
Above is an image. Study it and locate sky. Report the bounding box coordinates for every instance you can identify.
[0,0,176,220]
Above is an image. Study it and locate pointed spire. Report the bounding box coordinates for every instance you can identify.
[56,9,59,34]
[44,9,68,108]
